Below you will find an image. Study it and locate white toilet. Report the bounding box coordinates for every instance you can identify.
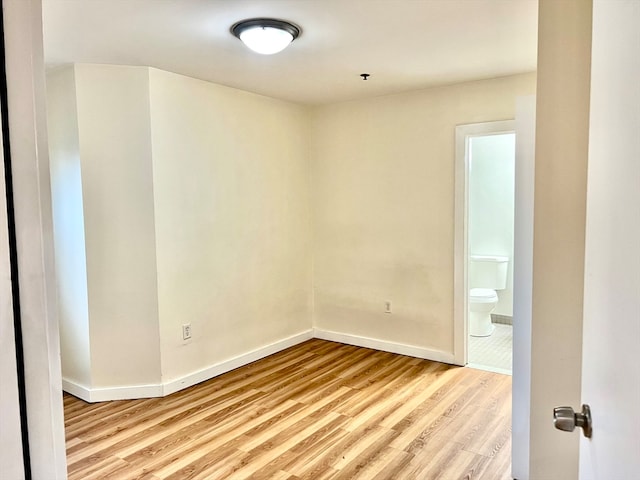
[469,255,509,337]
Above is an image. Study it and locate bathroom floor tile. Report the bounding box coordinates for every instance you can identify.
[468,323,512,375]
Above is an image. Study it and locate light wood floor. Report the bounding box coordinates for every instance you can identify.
[64,339,512,480]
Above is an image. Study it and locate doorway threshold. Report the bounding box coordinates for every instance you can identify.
[466,363,512,376]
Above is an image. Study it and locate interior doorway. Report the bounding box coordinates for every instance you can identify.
[466,132,516,374]
[453,120,515,374]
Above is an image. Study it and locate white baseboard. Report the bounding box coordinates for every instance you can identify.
[61,379,92,401]
[63,329,314,403]
[313,328,455,364]
[62,328,455,402]
[62,378,163,403]
[162,329,314,396]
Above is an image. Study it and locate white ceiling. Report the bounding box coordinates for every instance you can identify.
[42,0,538,105]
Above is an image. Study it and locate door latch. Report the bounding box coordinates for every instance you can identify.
[553,404,592,438]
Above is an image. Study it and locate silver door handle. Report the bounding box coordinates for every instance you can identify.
[553,404,592,438]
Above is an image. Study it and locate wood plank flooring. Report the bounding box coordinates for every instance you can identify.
[64,339,512,480]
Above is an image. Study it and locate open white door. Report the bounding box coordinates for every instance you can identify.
[577,1,640,478]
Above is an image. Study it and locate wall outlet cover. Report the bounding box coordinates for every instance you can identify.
[182,324,192,340]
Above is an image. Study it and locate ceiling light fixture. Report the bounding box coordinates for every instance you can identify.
[231,18,301,55]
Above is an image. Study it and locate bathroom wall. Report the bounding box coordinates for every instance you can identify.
[468,133,515,316]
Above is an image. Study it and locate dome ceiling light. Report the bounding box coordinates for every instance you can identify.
[231,18,301,55]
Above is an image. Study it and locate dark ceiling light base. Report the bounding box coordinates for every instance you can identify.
[231,18,301,55]
[231,18,301,40]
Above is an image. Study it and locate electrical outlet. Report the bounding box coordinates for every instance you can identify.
[385,301,392,313]
[182,323,192,341]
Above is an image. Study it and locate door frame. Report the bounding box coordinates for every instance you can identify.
[453,119,516,367]
[0,38,28,478]
[2,0,67,477]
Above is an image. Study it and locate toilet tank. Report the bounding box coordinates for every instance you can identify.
[469,255,509,290]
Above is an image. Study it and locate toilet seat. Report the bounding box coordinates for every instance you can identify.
[469,288,498,303]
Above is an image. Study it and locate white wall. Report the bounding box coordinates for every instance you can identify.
[47,67,91,388]
[469,133,515,316]
[148,69,313,383]
[49,65,163,394]
[310,73,535,357]
[73,64,163,389]
[48,66,535,399]
[48,65,312,396]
